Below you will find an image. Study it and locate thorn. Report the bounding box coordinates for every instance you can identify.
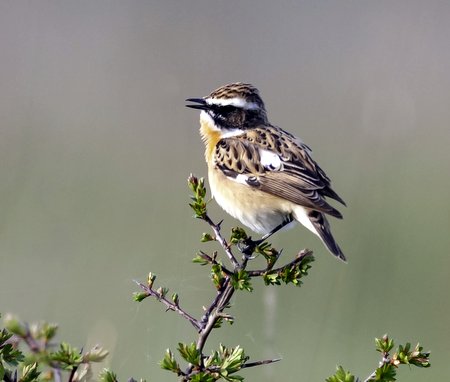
[241,357,283,369]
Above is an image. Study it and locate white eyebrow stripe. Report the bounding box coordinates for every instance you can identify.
[205,97,259,110]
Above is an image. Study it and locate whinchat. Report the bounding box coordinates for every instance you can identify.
[186,82,346,261]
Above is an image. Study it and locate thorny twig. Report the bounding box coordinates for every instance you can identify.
[135,280,201,331]
[203,215,240,270]
[247,249,313,277]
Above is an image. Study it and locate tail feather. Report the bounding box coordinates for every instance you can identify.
[323,186,346,206]
[309,211,346,262]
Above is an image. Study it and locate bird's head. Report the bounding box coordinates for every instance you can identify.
[186,82,268,135]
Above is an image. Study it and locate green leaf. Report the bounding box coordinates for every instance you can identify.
[220,345,246,374]
[193,252,212,265]
[147,272,156,288]
[188,175,208,219]
[204,350,220,368]
[222,375,244,382]
[21,362,41,382]
[393,342,431,368]
[374,362,397,381]
[265,253,314,287]
[133,292,148,302]
[262,272,281,285]
[408,343,431,368]
[0,328,13,345]
[177,342,201,366]
[231,270,253,292]
[1,343,25,364]
[397,342,411,364]
[190,372,216,382]
[256,243,280,268]
[375,335,394,353]
[229,227,248,244]
[326,365,356,382]
[201,233,215,242]
[0,362,5,381]
[3,315,27,337]
[39,322,58,342]
[49,342,83,369]
[156,287,169,298]
[213,316,224,329]
[83,345,109,362]
[211,264,225,289]
[159,349,180,373]
[98,368,119,382]
[171,293,179,306]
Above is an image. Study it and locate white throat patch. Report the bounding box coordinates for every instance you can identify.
[200,110,244,137]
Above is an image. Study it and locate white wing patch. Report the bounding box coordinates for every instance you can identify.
[259,149,282,171]
[234,174,250,184]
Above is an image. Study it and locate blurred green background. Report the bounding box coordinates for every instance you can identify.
[1,1,449,381]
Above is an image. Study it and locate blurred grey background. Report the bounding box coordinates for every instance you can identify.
[1,1,449,381]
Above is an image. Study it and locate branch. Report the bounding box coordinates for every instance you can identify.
[196,278,235,356]
[241,357,282,369]
[134,281,201,331]
[203,215,241,270]
[195,251,233,276]
[247,249,313,277]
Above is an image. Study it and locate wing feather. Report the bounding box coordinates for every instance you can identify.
[214,125,345,218]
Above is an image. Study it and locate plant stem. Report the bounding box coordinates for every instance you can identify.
[196,278,235,356]
[203,215,240,270]
[247,249,312,277]
[135,281,201,331]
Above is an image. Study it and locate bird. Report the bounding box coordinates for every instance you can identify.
[186,82,346,261]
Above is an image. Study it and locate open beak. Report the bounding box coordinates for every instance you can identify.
[185,98,209,110]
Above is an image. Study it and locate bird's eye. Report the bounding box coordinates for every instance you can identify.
[220,105,237,114]
[211,105,238,120]
[209,104,242,128]
[211,105,237,117]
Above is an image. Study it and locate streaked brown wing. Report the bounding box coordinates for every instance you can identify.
[214,126,344,218]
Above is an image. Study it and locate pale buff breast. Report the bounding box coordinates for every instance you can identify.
[207,166,297,234]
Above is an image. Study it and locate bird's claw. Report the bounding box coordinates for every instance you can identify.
[237,237,263,258]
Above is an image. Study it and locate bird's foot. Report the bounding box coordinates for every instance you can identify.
[237,237,264,258]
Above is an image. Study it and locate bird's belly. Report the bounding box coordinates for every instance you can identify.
[208,168,295,235]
